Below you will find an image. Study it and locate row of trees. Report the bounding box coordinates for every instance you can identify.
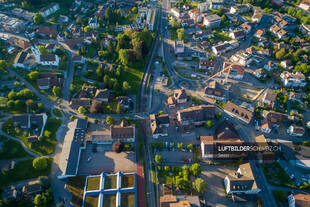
[8,89,36,101]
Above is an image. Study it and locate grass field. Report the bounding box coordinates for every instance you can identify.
[0,158,52,189]
[0,135,32,160]
[120,67,143,94]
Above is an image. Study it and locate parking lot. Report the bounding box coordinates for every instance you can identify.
[156,149,194,164]
[78,143,136,174]
[201,164,256,207]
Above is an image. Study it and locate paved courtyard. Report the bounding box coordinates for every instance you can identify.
[201,164,256,207]
[78,144,136,174]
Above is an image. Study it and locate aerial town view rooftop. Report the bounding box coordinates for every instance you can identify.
[0,0,310,206]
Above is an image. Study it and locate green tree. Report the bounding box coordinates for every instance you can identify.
[170,18,180,28]
[192,178,207,194]
[122,81,131,94]
[44,130,51,138]
[103,75,109,87]
[32,157,49,171]
[119,49,129,65]
[190,163,201,176]
[28,71,40,80]
[106,116,114,125]
[52,86,62,97]
[78,106,87,114]
[107,40,115,56]
[275,48,285,60]
[216,112,222,120]
[7,100,14,109]
[38,45,48,54]
[187,144,194,151]
[177,28,185,41]
[205,120,214,128]
[155,154,163,163]
[177,142,183,150]
[116,102,122,114]
[33,13,44,25]
[273,190,286,202]
[14,100,24,110]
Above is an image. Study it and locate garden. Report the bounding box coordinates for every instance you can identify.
[0,135,32,160]
[261,162,295,188]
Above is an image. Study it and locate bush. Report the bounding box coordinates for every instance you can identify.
[32,157,49,171]
[124,143,132,151]
[155,154,163,163]
[273,190,286,202]
[205,120,214,128]
[192,178,207,194]
[70,115,76,121]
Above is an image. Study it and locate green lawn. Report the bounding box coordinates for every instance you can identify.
[0,135,32,160]
[120,67,143,94]
[2,118,61,155]
[85,45,97,58]
[0,158,52,189]
[262,162,296,188]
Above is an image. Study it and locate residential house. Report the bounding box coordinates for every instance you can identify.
[150,113,170,138]
[116,96,132,109]
[37,26,58,38]
[167,96,177,108]
[65,38,84,50]
[39,3,60,18]
[192,29,213,41]
[13,51,36,70]
[287,125,305,137]
[199,59,214,70]
[222,62,245,80]
[88,17,97,29]
[270,24,287,39]
[253,68,266,79]
[262,110,287,128]
[262,90,277,108]
[0,161,15,172]
[254,29,265,38]
[95,5,105,19]
[22,180,43,195]
[264,61,275,71]
[212,44,227,55]
[2,186,17,201]
[45,43,57,53]
[224,101,253,124]
[188,9,203,23]
[255,119,272,134]
[229,30,246,40]
[224,163,261,194]
[207,0,224,9]
[79,86,95,98]
[230,52,253,66]
[171,8,181,18]
[8,37,30,50]
[240,22,253,34]
[288,194,310,207]
[39,54,60,66]
[280,71,307,87]
[230,4,251,14]
[280,60,293,70]
[177,105,215,128]
[252,13,263,23]
[173,89,187,104]
[300,24,310,36]
[299,0,310,11]
[203,14,221,28]
[12,114,48,136]
[70,98,91,110]
[204,81,225,101]
[37,75,63,90]
[72,55,85,63]
[198,2,209,12]
[160,195,201,207]
[272,0,284,6]
[110,120,135,142]
[94,89,110,102]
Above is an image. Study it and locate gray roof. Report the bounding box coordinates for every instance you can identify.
[76,118,88,129]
